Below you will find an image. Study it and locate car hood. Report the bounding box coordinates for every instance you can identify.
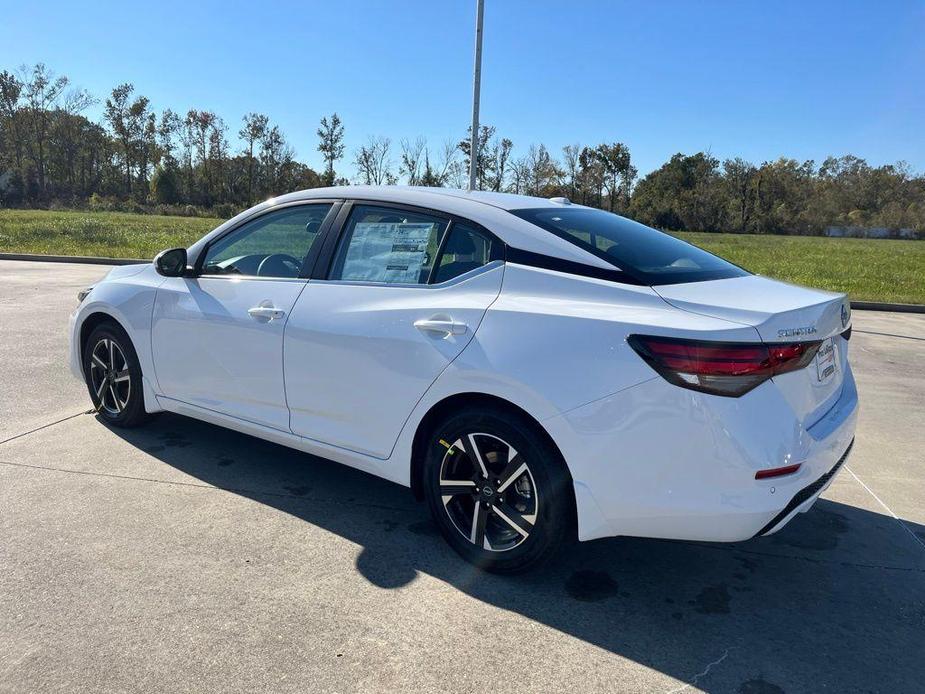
[104,263,151,281]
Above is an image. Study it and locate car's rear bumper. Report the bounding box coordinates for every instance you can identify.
[544,363,859,542]
[752,437,853,537]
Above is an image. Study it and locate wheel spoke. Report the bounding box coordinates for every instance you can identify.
[461,434,489,479]
[469,501,488,545]
[493,501,534,538]
[496,454,528,493]
[91,354,107,371]
[440,480,475,497]
[108,384,122,412]
[109,340,116,372]
[95,377,106,398]
[113,369,130,383]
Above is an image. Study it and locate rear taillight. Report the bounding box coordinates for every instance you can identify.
[627,335,822,397]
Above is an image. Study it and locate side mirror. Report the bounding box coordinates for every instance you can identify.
[154,247,188,277]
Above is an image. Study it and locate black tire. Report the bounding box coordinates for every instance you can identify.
[423,405,574,573]
[82,321,150,428]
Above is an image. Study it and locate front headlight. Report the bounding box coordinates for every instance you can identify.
[77,286,94,304]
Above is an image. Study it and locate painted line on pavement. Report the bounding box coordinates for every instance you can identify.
[846,465,925,554]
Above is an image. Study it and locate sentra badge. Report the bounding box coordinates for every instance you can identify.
[778,325,817,338]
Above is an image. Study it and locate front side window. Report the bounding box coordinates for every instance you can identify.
[510,207,748,285]
[202,204,333,278]
[330,205,448,284]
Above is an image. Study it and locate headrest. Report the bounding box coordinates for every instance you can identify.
[445,231,477,256]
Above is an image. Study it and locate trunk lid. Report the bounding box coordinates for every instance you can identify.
[654,275,852,427]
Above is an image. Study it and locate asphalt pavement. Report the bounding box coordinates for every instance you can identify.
[1,259,923,693]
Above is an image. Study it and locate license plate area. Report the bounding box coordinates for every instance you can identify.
[815,337,838,383]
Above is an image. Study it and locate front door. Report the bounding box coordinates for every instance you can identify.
[285,203,505,458]
[151,202,334,430]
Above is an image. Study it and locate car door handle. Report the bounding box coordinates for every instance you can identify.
[414,318,468,336]
[248,306,286,320]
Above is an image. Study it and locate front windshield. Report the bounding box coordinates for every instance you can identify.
[510,207,748,285]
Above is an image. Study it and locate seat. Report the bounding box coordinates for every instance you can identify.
[433,230,482,283]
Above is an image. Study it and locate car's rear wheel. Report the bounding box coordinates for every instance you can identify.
[423,406,573,573]
[83,322,149,428]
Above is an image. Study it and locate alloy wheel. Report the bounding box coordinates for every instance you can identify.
[89,337,132,416]
[438,432,538,552]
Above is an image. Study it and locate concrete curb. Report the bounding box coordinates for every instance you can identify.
[1,252,924,314]
[0,252,148,266]
[850,301,925,314]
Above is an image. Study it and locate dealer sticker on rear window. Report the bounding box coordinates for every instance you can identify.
[816,337,838,382]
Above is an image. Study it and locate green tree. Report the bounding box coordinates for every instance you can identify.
[631,152,724,231]
[317,113,344,186]
[722,158,758,233]
[151,165,179,204]
[239,113,268,204]
[595,142,635,212]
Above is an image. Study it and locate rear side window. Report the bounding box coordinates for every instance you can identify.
[432,223,503,283]
[510,207,748,285]
[330,205,448,284]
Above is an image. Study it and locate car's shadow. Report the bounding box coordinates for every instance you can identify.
[107,413,925,693]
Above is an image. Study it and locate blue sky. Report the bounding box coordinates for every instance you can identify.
[2,0,922,179]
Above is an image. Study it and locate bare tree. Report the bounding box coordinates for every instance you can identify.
[105,83,137,194]
[354,135,393,185]
[22,63,69,195]
[185,110,217,201]
[420,138,461,187]
[208,116,229,202]
[524,144,561,196]
[400,136,427,185]
[52,87,96,189]
[157,109,182,167]
[562,143,581,199]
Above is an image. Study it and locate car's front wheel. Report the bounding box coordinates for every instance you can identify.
[423,406,573,573]
[83,322,150,428]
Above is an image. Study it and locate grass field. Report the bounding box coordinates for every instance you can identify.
[673,231,924,304]
[0,209,222,260]
[1,208,922,303]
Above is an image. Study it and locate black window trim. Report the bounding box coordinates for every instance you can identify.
[504,246,647,286]
[192,199,343,279]
[315,198,506,287]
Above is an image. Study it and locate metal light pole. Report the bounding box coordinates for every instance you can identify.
[467,0,484,191]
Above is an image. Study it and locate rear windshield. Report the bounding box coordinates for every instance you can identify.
[510,207,748,285]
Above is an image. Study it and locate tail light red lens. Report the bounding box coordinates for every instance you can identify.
[627,335,823,397]
[755,463,802,480]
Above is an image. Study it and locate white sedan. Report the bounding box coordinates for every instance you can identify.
[69,186,858,572]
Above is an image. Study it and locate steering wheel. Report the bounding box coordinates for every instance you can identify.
[257,253,302,278]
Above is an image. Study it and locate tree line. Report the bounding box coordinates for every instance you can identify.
[1,63,922,236]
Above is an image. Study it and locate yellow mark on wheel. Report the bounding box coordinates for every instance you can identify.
[438,439,454,453]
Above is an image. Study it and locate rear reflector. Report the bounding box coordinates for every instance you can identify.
[755,463,802,480]
[627,334,822,397]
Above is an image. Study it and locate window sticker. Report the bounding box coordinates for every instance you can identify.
[342,222,436,283]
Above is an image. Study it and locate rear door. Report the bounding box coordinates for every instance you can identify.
[151,202,336,430]
[284,202,504,458]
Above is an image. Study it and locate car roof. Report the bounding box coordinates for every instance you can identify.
[272,185,570,212]
[188,186,616,272]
